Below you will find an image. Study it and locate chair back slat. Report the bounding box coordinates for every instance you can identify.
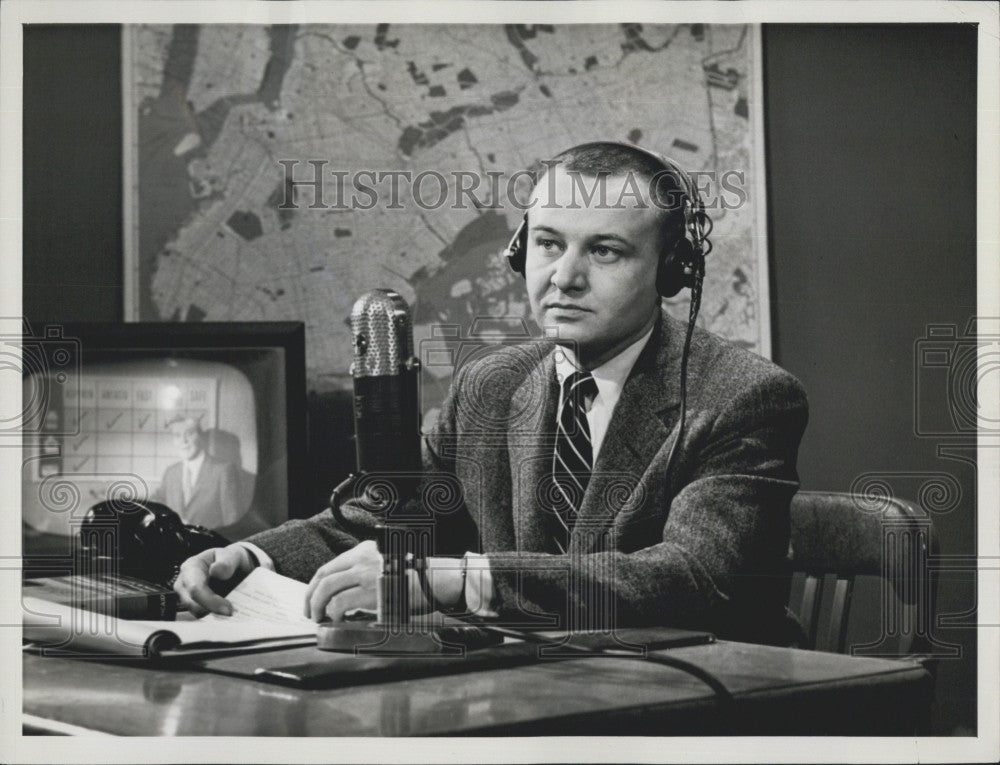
[823,577,854,653]
[798,574,821,649]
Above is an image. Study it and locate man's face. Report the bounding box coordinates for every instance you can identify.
[169,419,204,461]
[525,167,662,369]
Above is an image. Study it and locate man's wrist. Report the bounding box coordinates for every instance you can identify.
[410,554,496,617]
[232,541,270,571]
[413,557,467,614]
[463,552,497,618]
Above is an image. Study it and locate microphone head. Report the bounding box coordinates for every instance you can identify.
[348,289,422,483]
[350,289,413,378]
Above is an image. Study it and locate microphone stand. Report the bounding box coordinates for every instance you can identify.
[315,289,498,654]
[317,474,499,655]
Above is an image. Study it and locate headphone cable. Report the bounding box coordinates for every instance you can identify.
[662,268,704,481]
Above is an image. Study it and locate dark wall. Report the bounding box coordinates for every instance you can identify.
[764,24,977,736]
[23,25,123,322]
[22,24,979,734]
[766,24,977,532]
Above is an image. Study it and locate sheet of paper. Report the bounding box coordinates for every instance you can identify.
[205,568,313,627]
[21,596,291,654]
[154,568,316,645]
[24,570,318,653]
[145,617,314,647]
[144,568,316,646]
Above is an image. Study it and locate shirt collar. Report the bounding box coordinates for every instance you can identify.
[185,451,206,474]
[554,323,655,400]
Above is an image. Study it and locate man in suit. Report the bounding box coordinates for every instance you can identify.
[154,415,244,530]
[175,142,808,644]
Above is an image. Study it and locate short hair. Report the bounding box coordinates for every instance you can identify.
[165,414,203,432]
[532,141,688,251]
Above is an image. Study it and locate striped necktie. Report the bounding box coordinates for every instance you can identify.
[551,370,598,552]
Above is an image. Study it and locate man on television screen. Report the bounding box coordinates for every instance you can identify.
[154,414,243,530]
[174,142,808,645]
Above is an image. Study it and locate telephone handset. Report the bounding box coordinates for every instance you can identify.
[78,499,231,587]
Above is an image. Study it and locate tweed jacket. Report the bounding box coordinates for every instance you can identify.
[250,310,808,643]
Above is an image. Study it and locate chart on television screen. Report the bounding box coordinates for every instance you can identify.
[21,343,294,540]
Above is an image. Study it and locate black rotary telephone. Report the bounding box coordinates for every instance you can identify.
[77,499,231,587]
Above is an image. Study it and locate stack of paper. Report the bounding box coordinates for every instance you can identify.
[23,568,318,658]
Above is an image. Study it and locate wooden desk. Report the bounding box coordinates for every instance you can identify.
[23,641,931,736]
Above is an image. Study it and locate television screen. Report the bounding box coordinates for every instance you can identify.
[21,322,306,542]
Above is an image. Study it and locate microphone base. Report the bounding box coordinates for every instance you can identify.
[316,620,502,656]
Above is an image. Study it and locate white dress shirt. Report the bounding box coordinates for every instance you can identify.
[553,325,655,462]
[240,325,655,618]
[182,451,205,507]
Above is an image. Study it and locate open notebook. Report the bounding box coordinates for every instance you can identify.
[23,568,318,658]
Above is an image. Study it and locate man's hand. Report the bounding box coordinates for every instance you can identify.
[173,544,256,617]
[304,540,382,622]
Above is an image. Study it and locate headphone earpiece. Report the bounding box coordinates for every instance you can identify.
[657,237,695,298]
[504,214,528,277]
[503,143,709,298]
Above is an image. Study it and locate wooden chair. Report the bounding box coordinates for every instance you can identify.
[787,491,937,656]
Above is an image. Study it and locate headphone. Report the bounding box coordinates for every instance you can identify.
[503,142,713,298]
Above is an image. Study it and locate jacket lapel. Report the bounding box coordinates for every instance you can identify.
[507,347,561,552]
[570,312,685,554]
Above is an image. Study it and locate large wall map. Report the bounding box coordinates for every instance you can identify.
[125,23,768,418]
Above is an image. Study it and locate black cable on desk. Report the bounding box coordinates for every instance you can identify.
[479,625,734,706]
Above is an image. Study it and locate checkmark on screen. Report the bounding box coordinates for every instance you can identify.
[72,456,91,472]
[71,434,90,452]
[105,412,124,429]
[137,413,151,429]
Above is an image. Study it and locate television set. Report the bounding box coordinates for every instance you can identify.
[20,322,307,544]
